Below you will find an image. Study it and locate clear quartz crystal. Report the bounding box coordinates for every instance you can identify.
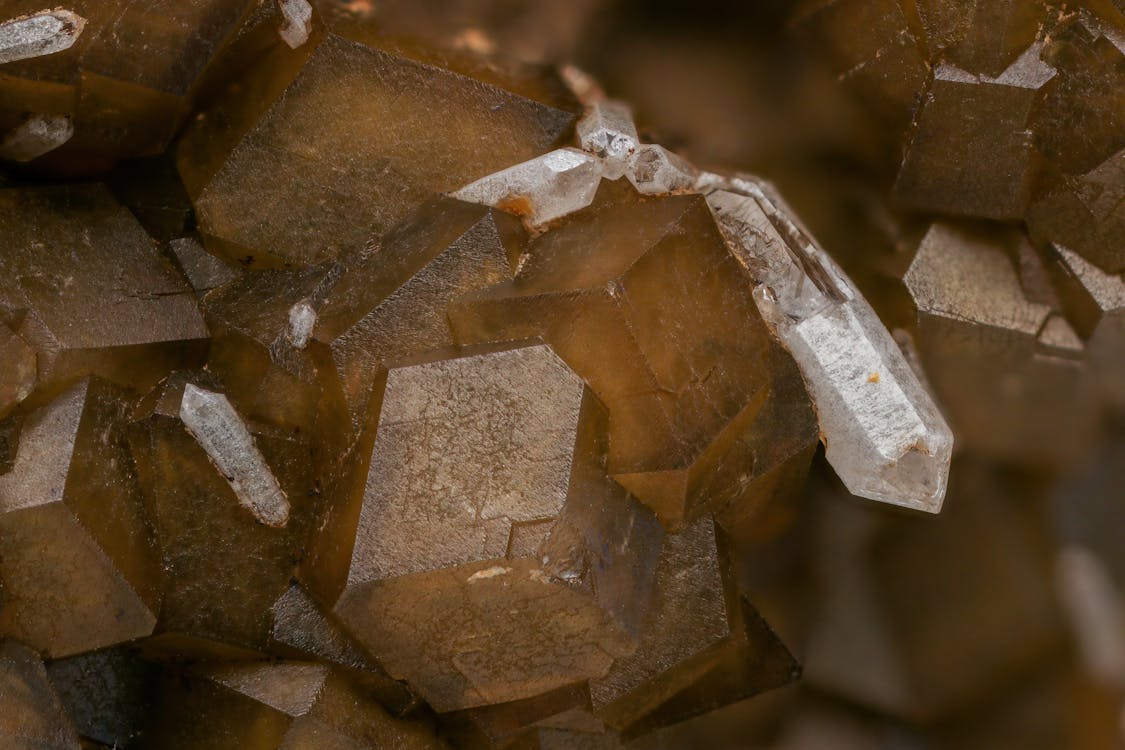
[0,9,86,65]
[576,100,639,179]
[0,115,73,162]
[450,147,602,227]
[277,0,312,49]
[702,175,953,512]
[179,384,290,526]
[627,144,697,195]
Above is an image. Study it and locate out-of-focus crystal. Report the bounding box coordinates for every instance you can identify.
[179,384,291,527]
[1028,148,1125,274]
[1047,243,1125,408]
[1054,546,1125,689]
[0,380,159,657]
[0,115,72,162]
[904,223,1099,465]
[705,177,953,512]
[0,9,85,65]
[331,343,662,711]
[0,640,82,750]
[893,46,1054,219]
[627,144,697,195]
[146,662,445,749]
[451,147,603,227]
[576,100,638,179]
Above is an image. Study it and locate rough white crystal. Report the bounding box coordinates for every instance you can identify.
[0,115,73,162]
[179,384,290,527]
[450,147,602,227]
[287,300,317,349]
[705,177,953,512]
[277,0,312,49]
[0,9,85,65]
[576,100,638,179]
[627,144,697,195]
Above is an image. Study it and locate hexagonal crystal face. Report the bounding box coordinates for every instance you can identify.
[333,342,662,710]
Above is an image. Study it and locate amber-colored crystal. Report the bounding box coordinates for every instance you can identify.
[0,380,158,657]
[0,640,82,749]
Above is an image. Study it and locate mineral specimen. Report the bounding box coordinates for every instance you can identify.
[0,640,82,749]
[0,380,159,658]
[704,177,953,512]
[331,342,662,710]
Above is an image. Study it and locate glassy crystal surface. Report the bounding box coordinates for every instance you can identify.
[627,144,697,195]
[332,342,662,710]
[0,640,82,750]
[0,9,85,65]
[0,380,159,657]
[182,33,578,266]
[0,185,208,401]
[452,147,603,227]
[705,177,953,512]
[0,324,35,419]
[576,100,638,179]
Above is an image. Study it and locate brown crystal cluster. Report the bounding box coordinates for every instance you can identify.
[0,3,844,748]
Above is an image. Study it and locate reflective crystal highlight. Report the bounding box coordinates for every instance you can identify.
[577,100,639,179]
[451,147,603,226]
[704,178,953,512]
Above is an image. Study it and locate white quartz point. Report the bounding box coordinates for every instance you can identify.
[627,143,697,195]
[287,299,316,349]
[576,100,638,179]
[0,115,73,162]
[706,181,953,512]
[450,147,602,227]
[180,384,290,527]
[0,9,85,65]
[277,0,313,49]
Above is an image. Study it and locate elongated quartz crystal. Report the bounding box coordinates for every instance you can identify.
[576,100,639,179]
[451,147,603,227]
[0,115,73,162]
[179,384,291,527]
[0,8,85,65]
[702,175,953,512]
